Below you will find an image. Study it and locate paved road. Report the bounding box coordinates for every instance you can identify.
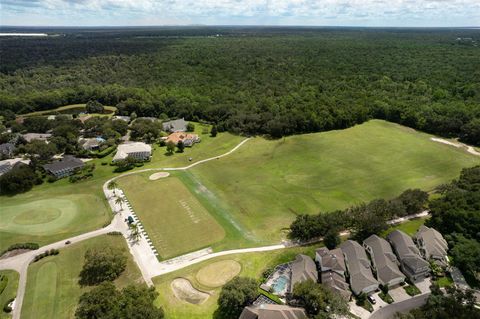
[0,136,434,319]
[369,293,430,319]
[431,137,480,156]
[0,215,125,319]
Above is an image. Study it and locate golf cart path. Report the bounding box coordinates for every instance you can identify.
[0,137,252,319]
[431,137,480,156]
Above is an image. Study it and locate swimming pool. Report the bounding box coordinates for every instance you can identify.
[271,275,289,294]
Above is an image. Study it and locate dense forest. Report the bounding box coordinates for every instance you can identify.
[0,27,479,143]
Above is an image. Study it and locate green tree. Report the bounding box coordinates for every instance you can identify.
[0,164,39,195]
[292,280,349,318]
[23,140,58,161]
[166,141,175,155]
[107,180,118,195]
[449,235,480,286]
[75,282,164,319]
[217,277,257,318]
[186,122,195,132]
[79,247,127,286]
[397,189,429,215]
[177,140,185,153]
[324,229,341,249]
[86,100,104,114]
[210,125,218,137]
[115,196,125,210]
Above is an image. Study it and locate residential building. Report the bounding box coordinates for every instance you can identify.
[112,142,151,162]
[43,155,84,178]
[363,235,405,287]
[137,117,158,122]
[162,118,188,132]
[288,254,318,294]
[165,132,200,147]
[79,137,105,151]
[414,225,449,266]
[315,247,346,276]
[239,304,307,319]
[22,133,52,143]
[340,240,379,295]
[321,271,352,300]
[387,230,430,282]
[0,158,31,176]
[316,247,351,299]
[0,143,15,158]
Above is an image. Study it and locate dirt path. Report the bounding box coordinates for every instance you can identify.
[431,137,480,156]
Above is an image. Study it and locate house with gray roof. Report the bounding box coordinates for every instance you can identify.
[414,225,448,267]
[22,133,52,143]
[387,230,430,282]
[112,142,151,162]
[0,143,15,158]
[315,247,346,276]
[340,240,379,295]
[0,158,31,176]
[162,118,188,133]
[363,235,405,288]
[239,304,307,319]
[43,155,84,179]
[288,254,318,294]
[321,271,352,300]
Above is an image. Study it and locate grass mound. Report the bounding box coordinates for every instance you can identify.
[191,120,480,242]
[195,260,241,288]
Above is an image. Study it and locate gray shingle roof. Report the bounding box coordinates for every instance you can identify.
[387,230,430,277]
[240,304,307,319]
[414,225,448,260]
[340,240,378,295]
[363,235,405,286]
[43,156,84,174]
[290,254,318,293]
[162,118,188,132]
[316,247,346,274]
[321,271,352,300]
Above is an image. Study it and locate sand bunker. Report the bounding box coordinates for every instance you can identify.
[196,260,241,288]
[149,172,170,180]
[171,278,209,304]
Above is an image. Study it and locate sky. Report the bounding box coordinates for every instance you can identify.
[0,0,479,27]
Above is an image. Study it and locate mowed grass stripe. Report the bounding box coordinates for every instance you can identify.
[22,235,143,319]
[191,120,480,242]
[32,262,58,319]
[118,174,225,259]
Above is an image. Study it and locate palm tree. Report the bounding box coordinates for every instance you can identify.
[129,223,141,242]
[107,180,118,196]
[115,196,125,210]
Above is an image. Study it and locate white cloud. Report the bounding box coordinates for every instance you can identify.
[1,0,479,26]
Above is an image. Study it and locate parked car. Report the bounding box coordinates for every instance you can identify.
[65,240,71,245]
[368,295,376,304]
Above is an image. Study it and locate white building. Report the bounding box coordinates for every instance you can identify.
[112,142,152,162]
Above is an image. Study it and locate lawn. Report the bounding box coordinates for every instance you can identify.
[0,270,19,319]
[152,245,318,319]
[190,120,479,242]
[118,173,227,259]
[381,217,428,237]
[21,234,143,319]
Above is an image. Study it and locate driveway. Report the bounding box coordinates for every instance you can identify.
[389,286,410,302]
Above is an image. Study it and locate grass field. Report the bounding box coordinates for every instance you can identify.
[152,245,318,319]
[191,120,479,242]
[21,235,143,319]
[20,104,117,117]
[0,185,110,252]
[382,217,428,237]
[0,270,19,319]
[118,173,227,259]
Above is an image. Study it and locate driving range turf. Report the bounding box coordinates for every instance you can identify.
[190,120,480,242]
[21,235,143,319]
[117,173,227,259]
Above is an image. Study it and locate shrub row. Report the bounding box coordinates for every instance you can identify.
[33,249,59,262]
[0,242,39,257]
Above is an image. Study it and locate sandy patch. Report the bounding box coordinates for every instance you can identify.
[196,260,241,288]
[171,278,209,304]
[149,172,170,180]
